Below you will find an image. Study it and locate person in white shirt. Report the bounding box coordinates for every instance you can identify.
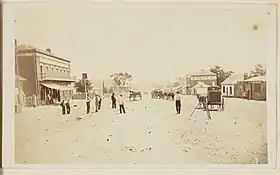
[118,94,126,114]
[174,91,181,114]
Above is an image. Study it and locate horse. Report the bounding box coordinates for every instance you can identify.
[151,89,164,99]
[129,91,142,101]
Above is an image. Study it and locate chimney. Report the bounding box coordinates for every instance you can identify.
[244,73,249,80]
[46,48,51,53]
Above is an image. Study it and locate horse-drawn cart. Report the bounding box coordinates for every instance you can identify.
[197,86,224,111]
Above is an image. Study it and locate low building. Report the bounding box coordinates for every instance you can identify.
[190,81,210,95]
[17,45,76,106]
[221,74,245,97]
[243,76,266,101]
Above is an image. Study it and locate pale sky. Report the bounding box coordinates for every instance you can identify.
[14,2,274,86]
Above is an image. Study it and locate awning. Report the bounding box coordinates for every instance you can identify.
[41,83,73,91]
[41,83,61,90]
[59,86,73,91]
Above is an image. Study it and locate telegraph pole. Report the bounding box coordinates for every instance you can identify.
[15,37,21,112]
[102,80,105,97]
[82,73,88,100]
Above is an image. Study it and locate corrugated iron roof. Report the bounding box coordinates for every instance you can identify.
[244,76,266,82]
[221,74,244,85]
[190,70,216,76]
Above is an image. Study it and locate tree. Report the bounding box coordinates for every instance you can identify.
[250,64,266,77]
[110,72,132,88]
[210,65,234,86]
[74,79,93,93]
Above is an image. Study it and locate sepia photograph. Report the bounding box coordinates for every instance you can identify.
[3,0,277,168]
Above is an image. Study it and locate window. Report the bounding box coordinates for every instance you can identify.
[56,68,58,72]
[52,67,54,72]
[222,86,225,93]
[46,66,48,72]
[40,65,43,78]
[229,86,232,94]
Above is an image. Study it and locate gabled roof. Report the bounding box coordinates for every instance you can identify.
[190,70,216,76]
[191,81,210,89]
[221,74,244,85]
[244,76,266,82]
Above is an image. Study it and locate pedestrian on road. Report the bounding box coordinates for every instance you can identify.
[111,93,116,109]
[119,94,126,114]
[95,94,99,112]
[60,99,66,115]
[65,99,71,114]
[47,93,51,105]
[246,90,250,101]
[175,91,181,114]
[98,95,102,110]
[86,96,91,114]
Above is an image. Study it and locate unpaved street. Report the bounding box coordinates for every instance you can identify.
[15,94,267,164]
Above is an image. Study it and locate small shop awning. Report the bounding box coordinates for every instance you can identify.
[41,83,73,91]
[59,85,73,91]
[41,83,61,90]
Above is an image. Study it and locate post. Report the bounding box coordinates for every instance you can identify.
[102,80,105,97]
[15,38,22,112]
[84,78,87,100]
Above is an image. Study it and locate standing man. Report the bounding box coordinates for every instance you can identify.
[65,99,71,114]
[95,94,100,112]
[246,89,250,101]
[119,94,126,114]
[86,96,91,114]
[174,91,181,114]
[111,93,116,109]
[47,93,51,105]
[60,99,66,115]
[98,95,102,110]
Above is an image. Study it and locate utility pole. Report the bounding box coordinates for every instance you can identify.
[82,73,88,100]
[15,37,21,112]
[84,78,87,99]
[102,80,105,97]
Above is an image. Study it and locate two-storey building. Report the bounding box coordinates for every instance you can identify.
[185,70,217,95]
[17,44,76,106]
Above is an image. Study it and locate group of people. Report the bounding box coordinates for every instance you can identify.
[60,99,71,115]
[85,93,126,114]
[59,91,181,115]
[111,93,126,114]
[86,94,103,114]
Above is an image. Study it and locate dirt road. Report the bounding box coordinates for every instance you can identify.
[15,94,267,164]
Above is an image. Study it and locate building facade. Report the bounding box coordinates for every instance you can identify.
[17,45,76,106]
[221,74,245,97]
[184,70,217,94]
